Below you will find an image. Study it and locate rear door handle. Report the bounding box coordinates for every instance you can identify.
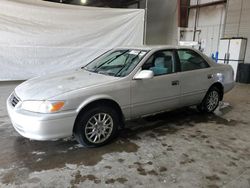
[172,80,179,86]
[207,74,213,79]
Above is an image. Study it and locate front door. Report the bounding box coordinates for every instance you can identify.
[130,50,181,118]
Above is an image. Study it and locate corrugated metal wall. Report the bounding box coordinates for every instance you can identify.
[133,0,250,63]
[188,4,225,56]
[224,0,250,63]
[182,0,226,57]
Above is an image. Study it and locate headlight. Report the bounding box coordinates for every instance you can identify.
[21,101,65,113]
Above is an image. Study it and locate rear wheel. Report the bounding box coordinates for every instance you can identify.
[197,86,221,113]
[74,106,119,147]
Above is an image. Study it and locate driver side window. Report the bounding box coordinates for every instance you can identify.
[142,50,175,76]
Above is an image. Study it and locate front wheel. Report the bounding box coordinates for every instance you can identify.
[74,106,119,147]
[197,87,221,113]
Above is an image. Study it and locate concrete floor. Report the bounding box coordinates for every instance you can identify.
[0,82,250,188]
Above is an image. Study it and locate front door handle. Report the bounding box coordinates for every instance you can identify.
[172,80,179,86]
[207,74,213,79]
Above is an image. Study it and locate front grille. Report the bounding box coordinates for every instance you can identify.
[10,93,20,107]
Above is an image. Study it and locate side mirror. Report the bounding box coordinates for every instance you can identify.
[133,70,154,80]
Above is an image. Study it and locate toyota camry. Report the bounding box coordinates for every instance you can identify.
[7,46,234,147]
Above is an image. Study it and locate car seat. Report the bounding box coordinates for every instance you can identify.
[150,57,168,76]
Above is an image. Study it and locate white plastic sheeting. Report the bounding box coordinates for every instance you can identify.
[0,0,144,80]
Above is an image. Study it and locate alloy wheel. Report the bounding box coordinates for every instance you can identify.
[206,90,219,112]
[84,113,114,144]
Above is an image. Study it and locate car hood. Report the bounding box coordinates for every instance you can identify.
[15,69,119,100]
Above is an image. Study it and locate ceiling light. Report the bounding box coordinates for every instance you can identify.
[81,0,87,4]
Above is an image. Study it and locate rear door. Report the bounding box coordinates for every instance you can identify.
[177,49,214,107]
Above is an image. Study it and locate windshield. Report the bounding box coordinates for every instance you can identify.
[84,49,148,77]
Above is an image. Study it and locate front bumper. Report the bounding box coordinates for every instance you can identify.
[7,95,77,140]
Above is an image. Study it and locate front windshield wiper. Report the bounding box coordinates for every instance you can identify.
[94,50,130,72]
[82,66,95,73]
[115,51,142,77]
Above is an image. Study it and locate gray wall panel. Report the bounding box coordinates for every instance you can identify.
[224,0,250,63]
[145,0,177,45]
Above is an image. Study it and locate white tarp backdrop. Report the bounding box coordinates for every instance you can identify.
[0,0,144,80]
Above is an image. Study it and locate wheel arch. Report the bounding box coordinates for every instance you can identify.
[73,96,125,133]
[210,82,224,101]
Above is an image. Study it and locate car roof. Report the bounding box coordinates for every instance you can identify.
[114,45,216,66]
[115,45,196,51]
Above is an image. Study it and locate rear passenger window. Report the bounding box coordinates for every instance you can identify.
[178,50,209,72]
[142,50,175,76]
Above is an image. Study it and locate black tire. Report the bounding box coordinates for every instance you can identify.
[74,105,119,147]
[197,86,221,113]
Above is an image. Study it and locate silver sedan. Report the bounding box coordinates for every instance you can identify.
[7,46,234,147]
